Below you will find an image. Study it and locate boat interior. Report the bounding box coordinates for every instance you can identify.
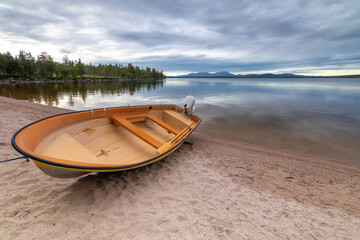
[33,107,199,166]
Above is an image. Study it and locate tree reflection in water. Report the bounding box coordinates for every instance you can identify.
[0,80,164,106]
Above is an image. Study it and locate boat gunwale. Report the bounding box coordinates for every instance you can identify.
[11,104,202,171]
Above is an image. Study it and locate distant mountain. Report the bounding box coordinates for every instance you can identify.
[180,72,213,77]
[240,73,304,78]
[176,71,234,78]
[174,71,306,78]
[212,71,236,77]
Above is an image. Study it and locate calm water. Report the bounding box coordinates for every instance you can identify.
[1,78,360,164]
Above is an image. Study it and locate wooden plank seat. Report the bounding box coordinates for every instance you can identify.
[145,114,180,135]
[111,114,162,149]
[110,113,181,150]
[163,110,195,130]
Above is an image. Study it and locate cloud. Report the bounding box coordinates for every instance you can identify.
[60,48,71,54]
[0,0,360,75]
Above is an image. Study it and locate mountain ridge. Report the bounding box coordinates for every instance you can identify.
[172,71,305,78]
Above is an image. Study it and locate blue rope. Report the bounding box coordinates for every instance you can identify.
[0,156,27,163]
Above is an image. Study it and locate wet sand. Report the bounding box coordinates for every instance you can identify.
[0,96,359,239]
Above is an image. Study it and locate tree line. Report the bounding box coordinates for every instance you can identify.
[0,50,166,80]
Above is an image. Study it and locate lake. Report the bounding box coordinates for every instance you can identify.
[1,78,360,164]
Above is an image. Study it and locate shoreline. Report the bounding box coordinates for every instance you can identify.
[196,130,360,168]
[2,95,357,168]
[3,95,358,166]
[196,128,360,166]
[0,96,359,239]
[0,78,165,84]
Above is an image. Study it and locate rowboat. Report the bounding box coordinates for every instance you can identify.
[11,101,201,178]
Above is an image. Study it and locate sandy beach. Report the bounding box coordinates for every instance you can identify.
[0,96,359,239]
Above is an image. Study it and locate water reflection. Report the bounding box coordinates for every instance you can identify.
[1,78,360,164]
[0,80,164,107]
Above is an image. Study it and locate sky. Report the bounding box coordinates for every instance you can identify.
[0,0,360,76]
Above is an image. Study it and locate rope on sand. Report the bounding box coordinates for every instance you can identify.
[0,156,27,163]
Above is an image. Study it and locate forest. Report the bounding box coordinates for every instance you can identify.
[0,50,166,80]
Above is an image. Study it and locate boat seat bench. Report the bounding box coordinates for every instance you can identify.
[110,113,182,149]
[110,114,164,149]
[110,111,195,153]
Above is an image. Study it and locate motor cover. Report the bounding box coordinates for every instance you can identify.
[183,95,195,115]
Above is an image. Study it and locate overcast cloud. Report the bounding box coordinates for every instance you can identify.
[1,0,360,75]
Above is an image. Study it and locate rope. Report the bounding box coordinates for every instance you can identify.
[0,156,27,163]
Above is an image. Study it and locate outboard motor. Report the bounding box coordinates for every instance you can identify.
[183,95,195,115]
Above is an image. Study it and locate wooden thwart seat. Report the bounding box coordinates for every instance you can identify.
[145,114,180,135]
[111,113,181,150]
[111,112,196,154]
[111,114,162,149]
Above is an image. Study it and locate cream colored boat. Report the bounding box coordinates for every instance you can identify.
[12,104,201,178]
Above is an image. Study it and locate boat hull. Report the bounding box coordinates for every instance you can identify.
[12,105,201,178]
[31,141,184,178]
